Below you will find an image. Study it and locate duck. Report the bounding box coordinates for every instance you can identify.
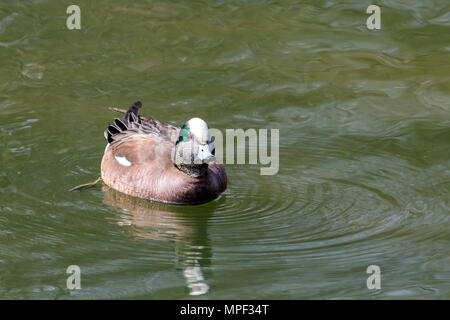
[100,101,227,204]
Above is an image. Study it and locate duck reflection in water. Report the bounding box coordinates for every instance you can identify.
[101,185,213,296]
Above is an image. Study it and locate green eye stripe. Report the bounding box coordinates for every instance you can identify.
[177,124,189,143]
[178,135,187,142]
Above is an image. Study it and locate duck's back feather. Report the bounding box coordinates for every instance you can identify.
[106,102,180,145]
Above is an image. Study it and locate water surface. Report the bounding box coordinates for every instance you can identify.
[0,0,449,299]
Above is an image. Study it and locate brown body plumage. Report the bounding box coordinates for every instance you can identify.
[100,102,227,204]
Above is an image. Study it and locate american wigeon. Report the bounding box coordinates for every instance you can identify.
[100,101,227,204]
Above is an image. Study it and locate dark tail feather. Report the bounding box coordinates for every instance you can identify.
[124,101,142,122]
[114,118,128,131]
[104,101,142,143]
[107,124,120,135]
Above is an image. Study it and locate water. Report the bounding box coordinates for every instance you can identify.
[0,0,449,299]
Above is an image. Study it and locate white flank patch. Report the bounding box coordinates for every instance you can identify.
[188,117,209,144]
[115,154,131,166]
[104,143,110,153]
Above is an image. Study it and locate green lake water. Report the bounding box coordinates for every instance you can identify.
[0,0,449,299]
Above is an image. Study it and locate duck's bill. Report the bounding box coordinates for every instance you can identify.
[198,144,214,163]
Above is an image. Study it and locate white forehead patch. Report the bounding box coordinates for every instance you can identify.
[188,117,209,144]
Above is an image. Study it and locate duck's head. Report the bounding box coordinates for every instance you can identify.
[173,118,215,176]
